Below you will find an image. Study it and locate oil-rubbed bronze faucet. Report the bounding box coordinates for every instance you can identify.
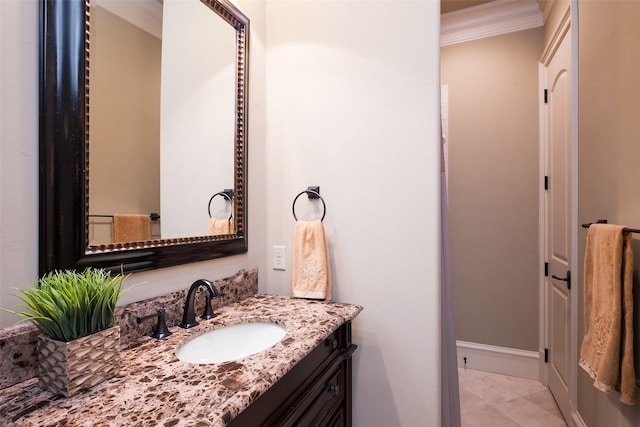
[179,279,222,329]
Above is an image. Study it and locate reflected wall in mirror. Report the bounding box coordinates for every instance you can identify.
[39,0,249,275]
[89,0,236,244]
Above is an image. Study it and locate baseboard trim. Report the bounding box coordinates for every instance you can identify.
[457,340,540,381]
[571,411,587,427]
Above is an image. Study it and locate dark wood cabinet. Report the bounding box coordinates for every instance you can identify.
[228,321,356,426]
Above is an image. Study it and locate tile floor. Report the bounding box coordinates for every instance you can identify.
[458,367,568,427]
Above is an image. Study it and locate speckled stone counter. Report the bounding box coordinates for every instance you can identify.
[0,267,260,391]
[0,294,362,426]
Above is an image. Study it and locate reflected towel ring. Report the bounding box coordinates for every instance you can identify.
[208,189,234,220]
[292,188,326,221]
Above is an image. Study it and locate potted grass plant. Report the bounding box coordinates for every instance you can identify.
[7,268,130,397]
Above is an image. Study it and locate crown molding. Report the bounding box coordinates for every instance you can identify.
[92,0,163,39]
[539,2,570,66]
[537,0,554,22]
[441,0,543,46]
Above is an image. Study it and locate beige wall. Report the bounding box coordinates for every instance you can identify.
[442,27,544,351]
[577,1,640,424]
[89,6,161,245]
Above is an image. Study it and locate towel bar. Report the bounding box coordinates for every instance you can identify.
[582,219,640,234]
[208,189,234,219]
[88,213,160,221]
[292,186,326,221]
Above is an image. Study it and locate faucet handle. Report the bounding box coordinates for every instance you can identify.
[201,289,224,320]
[137,309,172,339]
[202,295,216,320]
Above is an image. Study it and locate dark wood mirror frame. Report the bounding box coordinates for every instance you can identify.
[39,0,249,275]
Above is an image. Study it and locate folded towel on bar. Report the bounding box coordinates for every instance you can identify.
[292,219,332,300]
[208,218,234,236]
[579,223,636,405]
[112,214,151,243]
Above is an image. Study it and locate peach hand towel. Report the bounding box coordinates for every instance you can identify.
[579,224,636,405]
[112,214,150,243]
[208,218,233,236]
[292,220,331,300]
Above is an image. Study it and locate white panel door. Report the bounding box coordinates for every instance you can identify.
[545,26,572,424]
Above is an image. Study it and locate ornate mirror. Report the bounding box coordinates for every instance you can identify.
[39,0,249,275]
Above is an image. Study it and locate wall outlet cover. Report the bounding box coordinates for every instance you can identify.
[273,245,286,270]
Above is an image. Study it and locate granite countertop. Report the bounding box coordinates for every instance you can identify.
[0,294,362,426]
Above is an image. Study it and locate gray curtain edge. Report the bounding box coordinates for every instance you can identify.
[440,133,461,427]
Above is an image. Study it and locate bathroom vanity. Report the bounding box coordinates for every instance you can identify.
[0,294,361,426]
[228,319,355,426]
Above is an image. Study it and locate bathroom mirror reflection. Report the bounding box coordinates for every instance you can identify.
[89,0,236,245]
[39,0,249,274]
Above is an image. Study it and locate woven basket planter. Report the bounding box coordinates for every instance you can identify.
[37,326,121,397]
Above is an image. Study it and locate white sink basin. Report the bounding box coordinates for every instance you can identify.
[176,322,287,364]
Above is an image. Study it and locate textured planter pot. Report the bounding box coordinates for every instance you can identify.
[37,326,121,397]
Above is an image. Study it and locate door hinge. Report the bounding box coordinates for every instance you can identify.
[544,89,548,104]
[544,348,549,363]
[544,262,549,277]
[544,176,549,190]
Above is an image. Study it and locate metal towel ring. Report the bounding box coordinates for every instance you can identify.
[292,189,326,221]
[208,190,234,220]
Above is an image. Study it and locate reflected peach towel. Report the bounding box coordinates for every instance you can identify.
[579,224,636,406]
[292,220,331,300]
[112,214,150,243]
[208,218,234,236]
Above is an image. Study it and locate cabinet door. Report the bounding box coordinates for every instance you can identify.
[227,324,352,427]
[326,406,346,427]
[292,363,345,426]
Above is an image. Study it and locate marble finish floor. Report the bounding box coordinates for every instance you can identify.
[459,368,567,427]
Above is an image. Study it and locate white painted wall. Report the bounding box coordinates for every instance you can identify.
[0,0,40,327]
[0,0,442,424]
[262,1,441,424]
[160,0,237,238]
